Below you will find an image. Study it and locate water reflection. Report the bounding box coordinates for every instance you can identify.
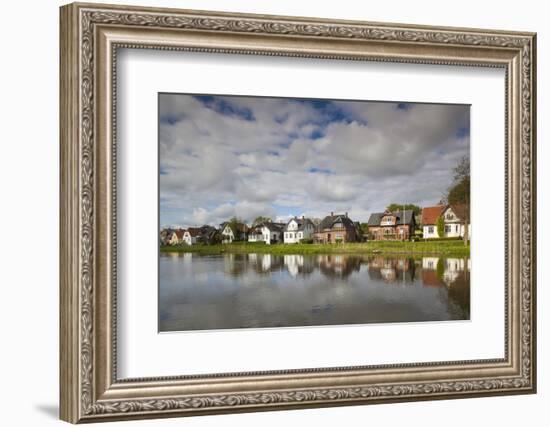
[159,253,470,332]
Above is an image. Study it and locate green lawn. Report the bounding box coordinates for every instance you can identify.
[160,240,470,256]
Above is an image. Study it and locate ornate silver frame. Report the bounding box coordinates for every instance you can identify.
[60,2,536,423]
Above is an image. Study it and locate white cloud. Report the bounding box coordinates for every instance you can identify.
[159,94,469,227]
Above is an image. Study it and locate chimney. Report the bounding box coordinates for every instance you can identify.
[331,211,334,216]
[345,212,348,217]
[302,215,305,220]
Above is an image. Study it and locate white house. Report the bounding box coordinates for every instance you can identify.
[283,216,315,244]
[247,225,264,243]
[441,205,471,239]
[183,228,201,245]
[167,229,185,246]
[261,223,284,245]
[221,222,248,243]
[421,204,470,239]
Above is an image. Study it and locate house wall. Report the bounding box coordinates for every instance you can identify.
[284,220,313,243]
[262,227,282,245]
[314,229,356,243]
[423,225,439,238]
[423,223,471,239]
[371,224,413,241]
[221,227,234,243]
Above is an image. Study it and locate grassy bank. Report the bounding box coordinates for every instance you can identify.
[160,240,470,256]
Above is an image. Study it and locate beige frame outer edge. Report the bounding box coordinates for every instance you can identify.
[60,2,536,423]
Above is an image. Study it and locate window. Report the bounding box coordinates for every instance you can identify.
[455,225,459,232]
[428,226,434,233]
[445,225,451,233]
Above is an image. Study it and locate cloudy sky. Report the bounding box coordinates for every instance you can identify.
[159,93,469,228]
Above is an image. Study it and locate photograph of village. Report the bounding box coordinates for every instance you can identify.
[159,93,470,332]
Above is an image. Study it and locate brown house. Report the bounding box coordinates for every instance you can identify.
[313,212,361,244]
[367,209,416,241]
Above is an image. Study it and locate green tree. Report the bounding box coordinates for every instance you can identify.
[447,155,470,245]
[227,216,245,240]
[436,215,445,238]
[386,203,421,216]
[252,216,272,226]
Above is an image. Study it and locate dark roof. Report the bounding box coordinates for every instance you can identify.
[186,227,202,237]
[367,210,416,226]
[174,229,185,239]
[316,214,356,231]
[263,222,284,232]
[367,213,383,227]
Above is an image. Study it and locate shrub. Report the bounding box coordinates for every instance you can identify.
[436,216,445,238]
[301,238,314,244]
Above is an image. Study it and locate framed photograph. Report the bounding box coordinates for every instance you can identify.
[60,2,536,423]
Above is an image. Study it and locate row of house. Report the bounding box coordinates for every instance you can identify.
[366,204,469,241]
[222,213,362,245]
[161,203,470,246]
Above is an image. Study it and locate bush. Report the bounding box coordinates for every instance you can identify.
[301,238,314,244]
[418,236,463,242]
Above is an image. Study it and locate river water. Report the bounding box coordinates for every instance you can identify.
[159,252,470,332]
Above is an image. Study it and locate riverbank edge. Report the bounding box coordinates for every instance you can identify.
[160,241,470,257]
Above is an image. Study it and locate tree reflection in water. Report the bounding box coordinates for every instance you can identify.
[159,252,471,331]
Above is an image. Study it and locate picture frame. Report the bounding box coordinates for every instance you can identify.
[60,2,536,423]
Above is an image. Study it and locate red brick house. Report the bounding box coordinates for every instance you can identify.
[313,212,361,244]
[367,209,416,240]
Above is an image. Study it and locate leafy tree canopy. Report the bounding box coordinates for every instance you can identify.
[386,203,422,215]
[447,155,470,213]
[252,216,272,226]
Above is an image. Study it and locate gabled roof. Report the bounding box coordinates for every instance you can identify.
[186,227,202,237]
[263,222,284,232]
[285,217,314,231]
[174,229,185,239]
[368,210,416,226]
[317,214,356,231]
[421,205,445,225]
[445,204,469,221]
[367,213,383,227]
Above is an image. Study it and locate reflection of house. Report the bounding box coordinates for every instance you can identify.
[313,212,361,244]
[422,204,470,239]
[317,254,362,278]
[284,216,315,244]
[421,256,469,288]
[421,269,443,288]
[367,256,415,283]
[422,257,439,270]
[367,210,416,240]
[220,222,248,243]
